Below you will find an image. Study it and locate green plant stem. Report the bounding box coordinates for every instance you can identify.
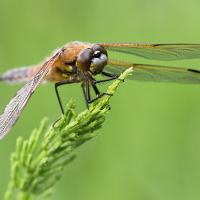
[4,67,133,200]
[17,192,32,200]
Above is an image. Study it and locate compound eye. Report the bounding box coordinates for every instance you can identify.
[92,44,108,56]
[90,45,108,75]
[76,48,93,71]
[93,50,101,58]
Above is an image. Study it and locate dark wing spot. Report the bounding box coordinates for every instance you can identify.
[188,69,200,73]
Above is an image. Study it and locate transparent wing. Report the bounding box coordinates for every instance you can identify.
[0,65,40,83]
[0,51,61,139]
[106,59,200,84]
[100,43,200,60]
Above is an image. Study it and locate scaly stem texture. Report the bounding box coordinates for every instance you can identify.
[4,67,133,200]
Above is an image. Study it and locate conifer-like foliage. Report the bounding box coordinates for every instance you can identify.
[4,67,133,200]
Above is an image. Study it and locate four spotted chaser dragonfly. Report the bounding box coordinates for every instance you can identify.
[1,41,200,139]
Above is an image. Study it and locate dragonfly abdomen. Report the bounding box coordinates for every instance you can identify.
[0,66,38,83]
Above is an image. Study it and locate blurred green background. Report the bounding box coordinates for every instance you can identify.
[1,0,200,199]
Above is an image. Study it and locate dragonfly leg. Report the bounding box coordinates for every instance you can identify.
[81,83,87,108]
[53,80,79,128]
[55,81,77,114]
[88,81,113,104]
[102,71,125,82]
[93,71,123,84]
[102,71,118,78]
[81,81,91,108]
[87,92,113,104]
[81,80,112,107]
[91,82,101,96]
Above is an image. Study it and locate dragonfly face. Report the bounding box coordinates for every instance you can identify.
[75,44,108,74]
[2,41,200,139]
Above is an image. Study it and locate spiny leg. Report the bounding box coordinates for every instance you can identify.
[93,71,122,84]
[91,82,100,96]
[102,71,118,78]
[81,83,87,108]
[85,80,91,103]
[55,80,77,114]
[53,80,79,128]
[81,74,116,108]
[81,81,91,108]
[87,80,113,104]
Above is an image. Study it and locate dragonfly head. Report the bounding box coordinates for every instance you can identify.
[76,44,108,75]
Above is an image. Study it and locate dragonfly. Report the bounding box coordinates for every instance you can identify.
[1,41,200,139]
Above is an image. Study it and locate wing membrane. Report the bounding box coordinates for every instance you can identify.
[0,51,61,139]
[106,59,200,84]
[101,43,200,60]
[0,65,40,83]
